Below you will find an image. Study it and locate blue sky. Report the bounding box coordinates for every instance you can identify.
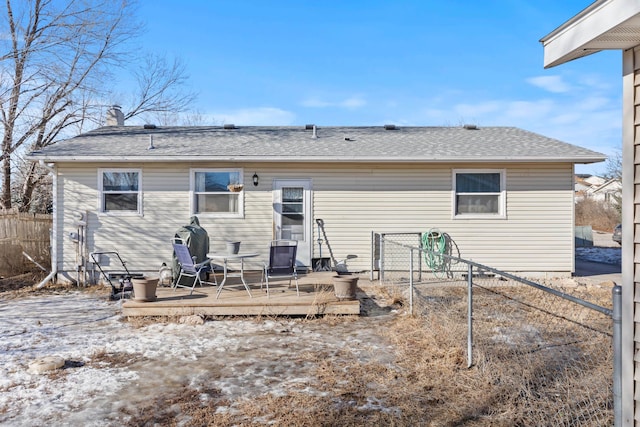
[126,1,622,175]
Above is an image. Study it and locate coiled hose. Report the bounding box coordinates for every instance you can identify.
[422,228,447,278]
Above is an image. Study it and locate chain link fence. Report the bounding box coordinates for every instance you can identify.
[374,232,618,426]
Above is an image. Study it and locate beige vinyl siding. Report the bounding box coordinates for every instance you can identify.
[626,46,640,425]
[56,163,276,279]
[54,161,575,280]
[310,163,574,274]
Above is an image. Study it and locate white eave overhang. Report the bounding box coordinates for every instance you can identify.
[540,0,640,68]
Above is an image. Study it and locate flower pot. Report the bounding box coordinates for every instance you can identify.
[226,241,241,254]
[132,277,158,302]
[227,184,244,192]
[332,274,358,300]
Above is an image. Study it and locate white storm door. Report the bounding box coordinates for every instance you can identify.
[273,179,312,267]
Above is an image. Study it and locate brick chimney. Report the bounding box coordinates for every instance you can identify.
[106,105,124,126]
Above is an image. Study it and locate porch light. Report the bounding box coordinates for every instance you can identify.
[253,172,259,186]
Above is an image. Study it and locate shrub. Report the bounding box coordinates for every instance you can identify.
[575,198,620,231]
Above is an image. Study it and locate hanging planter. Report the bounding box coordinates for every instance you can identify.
[227,184,244,192]
[226,241,241,254]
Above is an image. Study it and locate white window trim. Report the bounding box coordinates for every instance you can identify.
[98,168,143,216]
[452,168,506,219]
[190,168,244,218]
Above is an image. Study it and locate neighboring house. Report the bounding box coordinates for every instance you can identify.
[587,178,622,205]
[574,174,622,206]
[584,174,606,187]
[574,174,593,200]
[541,0,640,424]
[26,112,604,285]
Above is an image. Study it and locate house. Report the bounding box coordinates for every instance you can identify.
[541,0,640,424]
[587,178,622,205]
[574,174,622,206]
[26,112,605,286]
[574,174,593,199]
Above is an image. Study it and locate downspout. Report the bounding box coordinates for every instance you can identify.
[36,159,57,288]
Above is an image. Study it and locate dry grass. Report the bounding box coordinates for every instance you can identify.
[0,272,612,425]
[118,281,612,426]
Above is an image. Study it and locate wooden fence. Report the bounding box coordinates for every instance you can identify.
[0,209,52,276]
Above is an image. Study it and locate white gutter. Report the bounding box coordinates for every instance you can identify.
[26,155,607,164]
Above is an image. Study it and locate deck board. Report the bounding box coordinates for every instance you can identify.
[121,272,361,317]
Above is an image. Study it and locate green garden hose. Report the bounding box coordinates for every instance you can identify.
[422,228,447,278]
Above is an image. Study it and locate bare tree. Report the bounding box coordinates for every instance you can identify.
[123,54,197,123]
[604,149,622,181]
[0,1,198,212]
[0,0,139,210]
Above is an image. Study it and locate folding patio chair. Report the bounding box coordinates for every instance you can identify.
[261,240,299,298]
[172,242,217,295]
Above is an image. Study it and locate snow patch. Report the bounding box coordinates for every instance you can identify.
[576,247,621,265]
[0,293,394,426]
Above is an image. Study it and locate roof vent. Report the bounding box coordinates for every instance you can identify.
[148,135,155,150]
[143,123,157,129]
[223,124,236,129]
[305,124,315,130]
[384,124,396,130]
[463,124,478,130]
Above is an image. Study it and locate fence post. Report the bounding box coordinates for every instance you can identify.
[417,233,422,282]
[612,284,622,427]
[380,234,385,282]
[370,231,375,282]
[409,248,414,316]
[467,263,473,368]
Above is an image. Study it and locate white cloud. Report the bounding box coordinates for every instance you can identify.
[301,95,366,109]
[341,96,366,109]
[408,91,620,176]
[526,75,572,93]
[211,107,296,126]
[454,101,502,118]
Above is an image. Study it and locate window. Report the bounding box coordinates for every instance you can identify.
[99,169,141,214]
[453,169,505,218]
[280,186,305,240]
[191,169,243,217]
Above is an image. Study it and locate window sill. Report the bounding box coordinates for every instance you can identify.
[193,212,244,219]
[453,213,506,220]
[98,211,143,217]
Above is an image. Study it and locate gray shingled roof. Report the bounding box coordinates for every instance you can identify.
[26,125,606,164]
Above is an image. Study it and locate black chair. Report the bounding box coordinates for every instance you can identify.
[261,240,299,297]
[172,242,216,295]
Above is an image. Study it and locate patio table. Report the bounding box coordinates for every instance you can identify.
[207,252,259,299]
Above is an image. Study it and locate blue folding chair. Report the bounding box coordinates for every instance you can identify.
[172,242,217,294]
[261,240,299,298]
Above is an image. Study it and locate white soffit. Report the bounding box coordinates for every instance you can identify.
[541,0,640,68]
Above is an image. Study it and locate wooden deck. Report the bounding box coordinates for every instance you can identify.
[121,271,361,317]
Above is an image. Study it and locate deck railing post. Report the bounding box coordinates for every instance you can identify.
[467,262,473,368]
